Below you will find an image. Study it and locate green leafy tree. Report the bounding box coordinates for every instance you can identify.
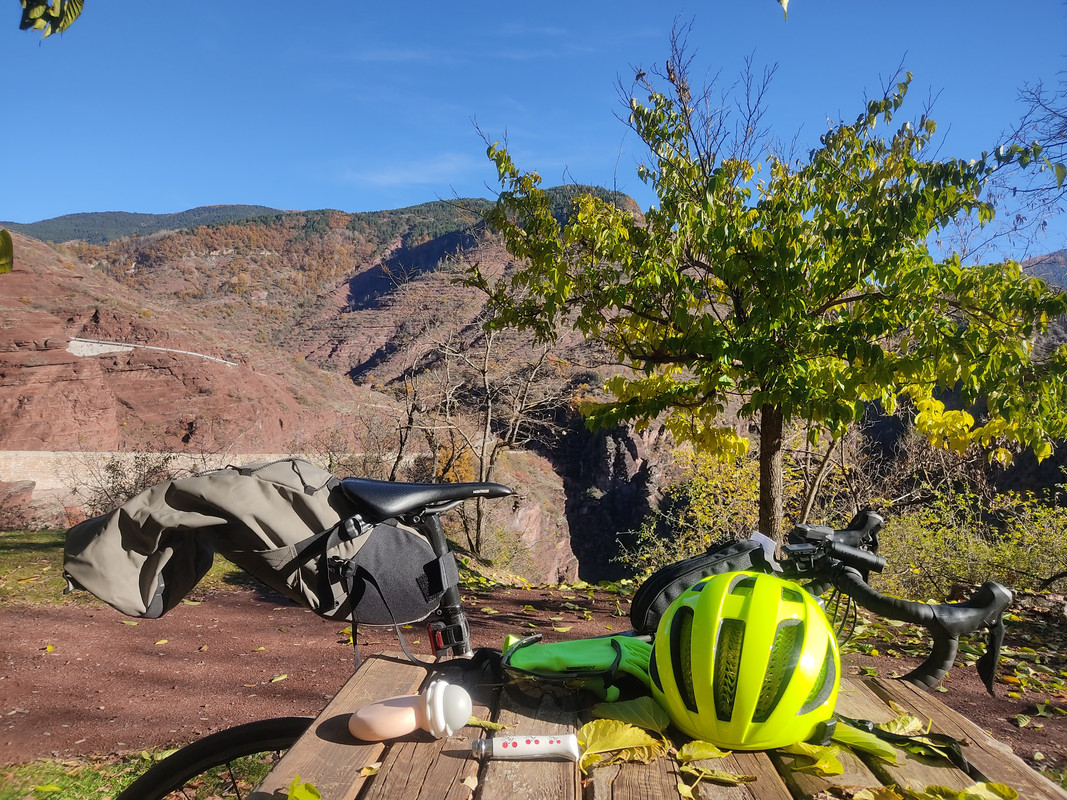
[18,0,82,37]
[469,56,1067,544]
[0,229,11,274]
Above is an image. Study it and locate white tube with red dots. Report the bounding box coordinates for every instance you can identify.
[471,733,579,762]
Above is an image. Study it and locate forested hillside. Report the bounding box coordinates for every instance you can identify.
[1,205,283,244]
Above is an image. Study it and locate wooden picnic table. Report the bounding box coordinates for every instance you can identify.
[249,652,1067,800]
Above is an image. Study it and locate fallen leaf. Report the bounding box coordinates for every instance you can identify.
[593,697,671,734]
[676,780,697,798]
[359,761,381,777]
[676,740,731,763]
[780,742,844,776]
[467,717,510,731]
[271,674,288,683]
[576,718,665,774]
[831,721,901,763]
[679,763,755,785]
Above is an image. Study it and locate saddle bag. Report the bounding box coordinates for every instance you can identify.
[63,458,457,627]
[629,534,776,634]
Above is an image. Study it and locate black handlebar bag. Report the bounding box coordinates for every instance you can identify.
[629,535,777,635]
[63,458,456,627]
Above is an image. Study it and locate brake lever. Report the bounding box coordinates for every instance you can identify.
[976,608,1007,695]
[916,581,1012,695]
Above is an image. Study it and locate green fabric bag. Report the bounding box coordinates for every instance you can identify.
[64,458,369,619]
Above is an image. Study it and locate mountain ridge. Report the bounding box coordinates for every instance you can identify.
[1,204,284,244]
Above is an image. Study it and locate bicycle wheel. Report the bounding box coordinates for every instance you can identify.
[115,716,313,800]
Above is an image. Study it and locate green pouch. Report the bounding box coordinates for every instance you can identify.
[500,633,652,707]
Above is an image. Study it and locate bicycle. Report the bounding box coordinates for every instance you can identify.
[113,485,1012,799]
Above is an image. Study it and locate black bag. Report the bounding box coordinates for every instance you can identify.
[336,520,459,626]
[629,536,776,634]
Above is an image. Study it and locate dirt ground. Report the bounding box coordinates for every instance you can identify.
[1,582,1064,778]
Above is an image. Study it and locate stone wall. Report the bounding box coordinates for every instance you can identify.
[0,450,287,525]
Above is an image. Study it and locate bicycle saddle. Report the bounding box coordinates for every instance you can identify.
[339,477,513,519]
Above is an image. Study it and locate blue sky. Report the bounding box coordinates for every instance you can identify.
[3,1,1066,257]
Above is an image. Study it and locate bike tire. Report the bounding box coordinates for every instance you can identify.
[115,716,313,800]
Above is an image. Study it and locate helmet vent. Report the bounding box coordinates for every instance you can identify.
[798,640,837,715]
[781,586,804,604]
[713,618,745,721]
[753,620,802,723]
[670,605,699,713]
[728,575,757,596]
[649,650,663,692]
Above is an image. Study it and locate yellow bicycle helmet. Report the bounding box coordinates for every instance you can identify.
[649,570,840,750]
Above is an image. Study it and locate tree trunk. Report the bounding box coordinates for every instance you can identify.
[758,403,785,544]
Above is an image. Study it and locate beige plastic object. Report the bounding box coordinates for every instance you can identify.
[347,678,472,741]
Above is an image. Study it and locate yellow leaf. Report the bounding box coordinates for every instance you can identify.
[359,761,381,777]
[877,713,927,736]
[468,717,510,731]
[679,763,756,784]
[592,697,671,734]
[155,639,168,645]
[831,722,901,763]
[271,674,288,683]
[780,742,844,776]
[553,626,573,633]
[677,740,731,763]
[576,719,665,774]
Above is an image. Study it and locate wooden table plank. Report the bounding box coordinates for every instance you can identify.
[835,675,976,793]
[865,677,1067,800]
[703,752,793,800]
[477,690,582,800]
[588,758,682,800]
[249,654,1067,800]
[769,745,878,799]
[249,653,430,800]
[360,658,496,800]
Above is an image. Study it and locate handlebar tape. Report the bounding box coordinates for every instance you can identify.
[829,566,1012,694]
[826,541,886,574]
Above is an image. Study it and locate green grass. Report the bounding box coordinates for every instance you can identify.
[0,752,148,800]
[0,529,256,608]
[0,747,284,799]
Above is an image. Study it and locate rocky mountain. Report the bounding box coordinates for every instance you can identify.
[1025,248,1067,289]
[1,231,396,453]
[0,194,653,583]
